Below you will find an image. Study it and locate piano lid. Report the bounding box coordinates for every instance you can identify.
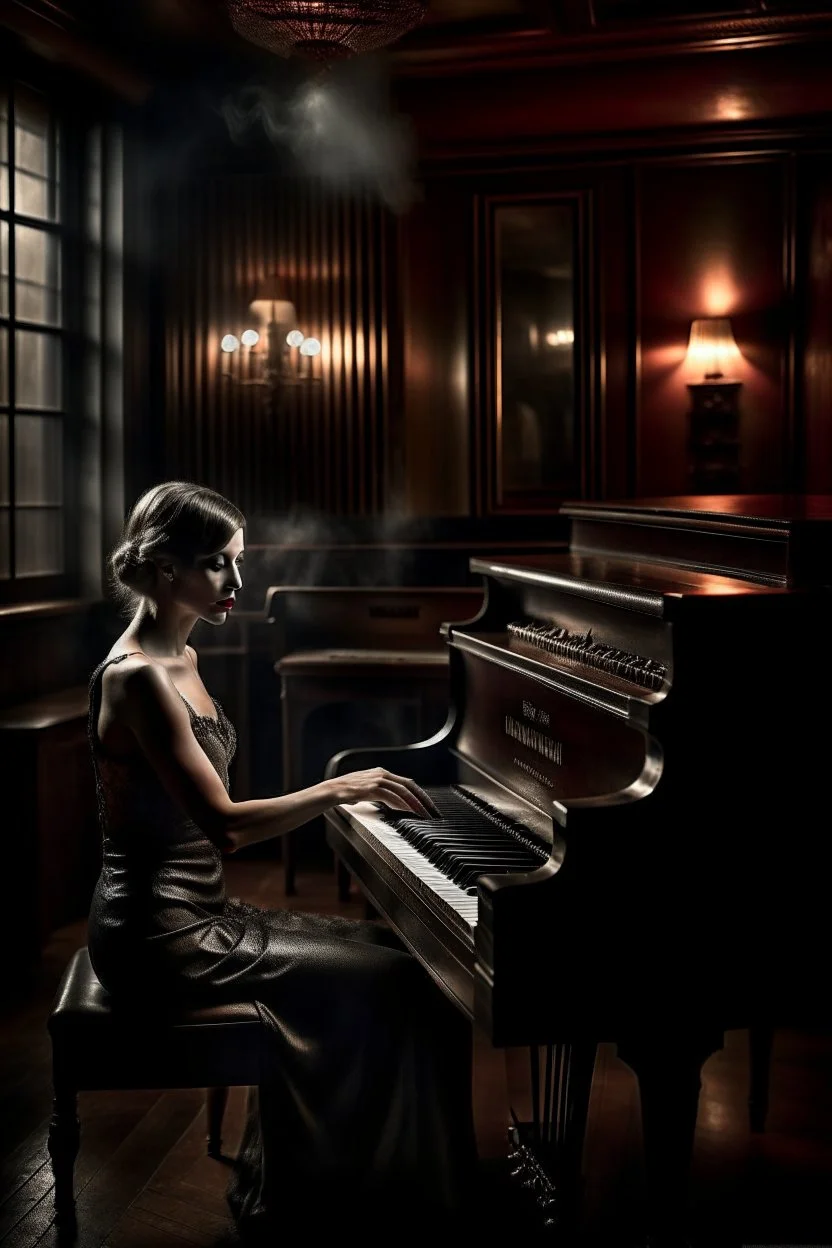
[467,551,787,612]
[558,494,832,588]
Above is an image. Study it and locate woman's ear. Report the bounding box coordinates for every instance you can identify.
[151,558,175,583]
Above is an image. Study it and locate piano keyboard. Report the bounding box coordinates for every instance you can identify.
[341,786,549,936]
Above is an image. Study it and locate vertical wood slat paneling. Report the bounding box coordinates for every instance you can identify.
[321,181,332,513]
[161,172,389,518]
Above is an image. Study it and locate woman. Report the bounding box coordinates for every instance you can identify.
[87,480,478,1241]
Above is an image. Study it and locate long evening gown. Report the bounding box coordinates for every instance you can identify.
[86,654,479,1240]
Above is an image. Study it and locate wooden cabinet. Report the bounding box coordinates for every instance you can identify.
[0,688,99,971]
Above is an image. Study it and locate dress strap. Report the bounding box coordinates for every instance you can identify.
[88,650,145,689]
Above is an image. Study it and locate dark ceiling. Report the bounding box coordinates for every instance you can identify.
[3,0,832,100]
[13,0,832,74]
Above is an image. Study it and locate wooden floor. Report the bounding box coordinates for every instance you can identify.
[2,853,831,1248]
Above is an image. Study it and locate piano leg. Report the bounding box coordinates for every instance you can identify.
[617,1030,723,1246]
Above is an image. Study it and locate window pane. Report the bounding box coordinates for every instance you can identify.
[0,92,7,212]
[15,170,49,219]
[0,413,7,504]
[15,414,63,504]
[0,221,6,316]
[15,506,63,576]
[0,327,7,405]
[15,329,61,409]
[0,508,8,579]
[15,225,61,325]
[14,88,57,222]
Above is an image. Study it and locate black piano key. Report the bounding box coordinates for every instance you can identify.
[377,782,549,895]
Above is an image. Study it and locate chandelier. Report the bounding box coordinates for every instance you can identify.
[226,0,427,63]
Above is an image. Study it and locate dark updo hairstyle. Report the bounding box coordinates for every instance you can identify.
[108,481,246,616]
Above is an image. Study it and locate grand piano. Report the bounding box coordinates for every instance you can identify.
[323,496,832,1243]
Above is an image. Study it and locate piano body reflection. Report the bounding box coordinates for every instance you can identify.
[323,496,832,1241]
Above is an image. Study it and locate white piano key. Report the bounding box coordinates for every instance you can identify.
[340,802,479,932]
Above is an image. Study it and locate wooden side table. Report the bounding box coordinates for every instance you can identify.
[0,687,98,970]
[686,380,742,491]
[277,648,451,897]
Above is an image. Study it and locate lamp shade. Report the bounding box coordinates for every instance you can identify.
[686,318,741,380]
[248,295,299,333]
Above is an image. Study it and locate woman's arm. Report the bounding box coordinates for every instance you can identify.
[115,660,439,854]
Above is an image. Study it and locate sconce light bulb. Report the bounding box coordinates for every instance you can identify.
[241,329,260,348]
[221,334,240,353]
[300,337,321,357]
[545,328,575,347]
[286,329,305,348]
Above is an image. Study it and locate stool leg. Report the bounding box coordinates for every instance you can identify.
[206,1086,229,1158]
[48,1087,79,1236]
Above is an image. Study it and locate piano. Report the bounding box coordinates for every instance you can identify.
[265,585,484,894]
[323,495,832,1243]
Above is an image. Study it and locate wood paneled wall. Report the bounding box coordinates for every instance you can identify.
[388,25,832,506]
[636,157,793,497]
[140,22,832,525]
[160,172,392,518]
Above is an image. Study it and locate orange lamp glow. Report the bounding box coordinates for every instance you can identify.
[686,318,741,380]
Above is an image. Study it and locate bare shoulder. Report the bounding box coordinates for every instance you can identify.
[185,644,200,670]
[103,655,180,720]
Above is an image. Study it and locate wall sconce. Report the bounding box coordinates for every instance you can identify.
[685,317,742,493]
[220,290,321,403]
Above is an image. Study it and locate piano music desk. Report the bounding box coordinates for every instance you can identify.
[277,648,451,897]
[268,585,483,897]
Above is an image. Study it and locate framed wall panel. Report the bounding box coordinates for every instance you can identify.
[478,191,591,514]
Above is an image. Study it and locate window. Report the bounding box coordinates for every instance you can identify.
[0,69,122,604]
[0,84,65,584]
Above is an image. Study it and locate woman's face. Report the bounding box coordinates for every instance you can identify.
[167,527,245,625]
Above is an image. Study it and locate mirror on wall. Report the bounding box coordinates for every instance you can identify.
[490,198,582,510]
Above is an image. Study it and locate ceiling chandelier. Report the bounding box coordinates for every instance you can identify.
[226,0,428,64]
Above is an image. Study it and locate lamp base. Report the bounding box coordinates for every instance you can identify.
[686,380,741,493]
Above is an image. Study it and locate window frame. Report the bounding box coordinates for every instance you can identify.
[0,49,122,608]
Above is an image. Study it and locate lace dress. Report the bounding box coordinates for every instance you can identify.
[86,653,478,1239]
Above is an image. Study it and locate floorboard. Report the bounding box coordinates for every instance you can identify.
[1,854,830,1248]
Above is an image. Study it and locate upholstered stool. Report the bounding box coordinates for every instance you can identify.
[47,946,265,1236]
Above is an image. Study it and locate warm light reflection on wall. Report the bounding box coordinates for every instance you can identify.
[701,265,740,318]
[715,91,752,123]
[330,331,343,372]
[452,343,467,403]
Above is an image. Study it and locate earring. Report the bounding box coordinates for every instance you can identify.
[164,569,174,582]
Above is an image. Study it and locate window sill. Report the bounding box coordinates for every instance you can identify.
[0,597,97,622]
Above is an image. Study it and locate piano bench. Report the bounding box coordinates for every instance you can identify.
[47,946,266,1237]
